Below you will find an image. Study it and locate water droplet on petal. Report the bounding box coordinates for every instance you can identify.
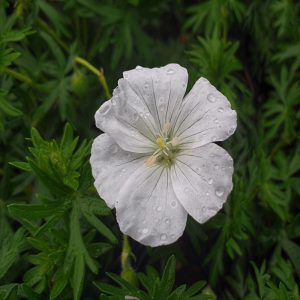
[156,206,162,212]
[215,187,225,197]
[214,118,219,124]
[165,218,170,224]
[207,93,217,103]
[207,178,213,185]
[110,144,118,154]
[171,201,177,208]
[132,112,139,122]
[158,97,164,104]
[214,164,219,170]
[166,68,175,75]
[144,82,149,89]
[160,234,167,241]
[218,107,224,113]
[228,127,235,135]
[159,104,166,112]
[206,192,210,196]
[136,65,143,70]
[142,228,148,234]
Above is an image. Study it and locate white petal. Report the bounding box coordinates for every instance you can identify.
[90,134,147,208]
[172,77,237,148]
[95,100,156,153]
[116,167,188,247]
[121,64,188,133]
[171,143,234,223]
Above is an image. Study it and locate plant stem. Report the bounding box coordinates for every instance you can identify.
[75,56,111,100]
[3,68,46,92]
[121,234,136,284]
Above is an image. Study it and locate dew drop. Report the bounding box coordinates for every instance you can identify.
[158,97,164,104]
[165,218,170,224]
[156,206,162,212]
[214,164,219,170]
[159,104,166,112]
[132,112,139,122]
[136,65,143,70]
[207,178,213,185]
[218,107,224,113]
[228,127,235,135]
[166,68,175,75]
[195,167,201,173]
[142,228,148,234]
[144,82,149,89]
[171,201,177,208]
[207,93,217,103]
[110,144,118,154]
[214,118,219,124]
[160,234,167,241]
[215,187,225,197]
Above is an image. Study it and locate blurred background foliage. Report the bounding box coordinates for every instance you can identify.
[0,0,299,299]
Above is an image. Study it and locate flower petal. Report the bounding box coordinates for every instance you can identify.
[121,64,188,134]
[171,143,234,223]
[172,77,237,148]
[90,134,147,208]
[116,167,188,247]
[95,100,156,153]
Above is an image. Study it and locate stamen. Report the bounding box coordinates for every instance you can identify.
[156,137,166,149]
[163,122,171,135]
[146,155,157,167]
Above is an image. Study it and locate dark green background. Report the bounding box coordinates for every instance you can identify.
[0,0,299,299]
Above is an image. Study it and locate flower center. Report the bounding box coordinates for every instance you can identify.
[146,125,180,167]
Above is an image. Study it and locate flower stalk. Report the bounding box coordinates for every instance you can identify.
[121,235,137,284]
[74,56,111,100]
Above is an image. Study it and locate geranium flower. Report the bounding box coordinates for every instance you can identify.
[90,64,237,247]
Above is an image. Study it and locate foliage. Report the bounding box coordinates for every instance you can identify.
[0,0,299,299]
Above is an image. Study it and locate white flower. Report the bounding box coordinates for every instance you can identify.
[90,64,237,247]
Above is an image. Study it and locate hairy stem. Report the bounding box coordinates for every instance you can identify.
[121,235,137,284]
[75,56,111,100]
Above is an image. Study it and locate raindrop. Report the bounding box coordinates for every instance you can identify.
[228,127,235,135]
[156,206,162,212]
[184,187,190,193]
[158,97,164,104]
[207,178,213,185]
[195,167,201,173]
[165,218,170,224]
[215,187,225,197]
[136,66,143,70]
[207,93,217,103]
[218,107,224,113]
[214,118,219,124]
[142,228,148,234]
[214,164,219,170]
[132,112,139,122]
[110,145,118,154]
[166,68,175,75]
[160,234,167,241]
[171,201,177,208]
[144,82,149,89]
[159,104,166,112]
